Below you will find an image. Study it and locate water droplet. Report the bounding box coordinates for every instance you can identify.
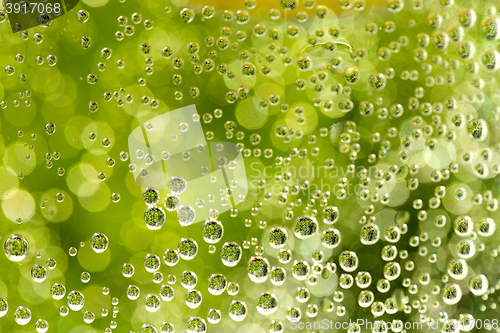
[67,291,85,311]
[220,242,242,267]
[293,215,318,239]
[247,256,270,283]
[90,233,109,253]
[186,317,207,333]
[178,238,198,260]
[14,306,31,325]
[4,234,29,262]
[0,298,8,317]
[202,219,223,243]
[144,206,166,230]
[228,300,247,321]
[168,176,187,194]
[145,294,161,312]
[180,8,195,23]
[31,264,47,282]
[177,205,196,226]
[256,292,278,315]
[76,10,89,23]
[45,123,56,135]
[144,254,161,273]
[339,251,358,272]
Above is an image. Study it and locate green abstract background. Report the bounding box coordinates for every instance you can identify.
[0,0,499,332]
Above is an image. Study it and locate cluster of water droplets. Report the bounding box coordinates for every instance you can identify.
[1,0,500,332]
[143,175,196,230]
